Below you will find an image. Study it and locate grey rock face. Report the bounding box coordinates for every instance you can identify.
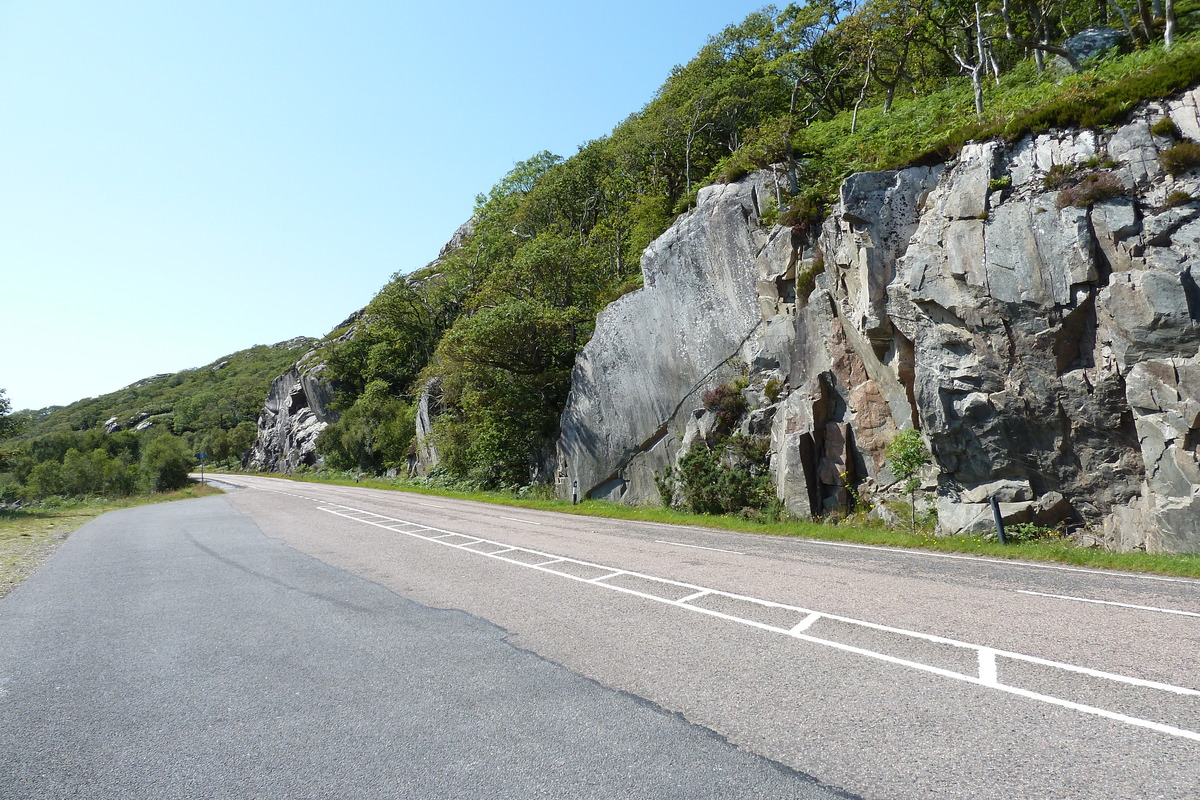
[243,358,336,473]
[555,85,1200,552]
[556,173,782,503]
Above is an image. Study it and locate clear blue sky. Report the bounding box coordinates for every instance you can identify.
[0,0,769,412]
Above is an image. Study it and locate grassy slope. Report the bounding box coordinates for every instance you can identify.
[721,19,1200,201]
[10,338,316,442]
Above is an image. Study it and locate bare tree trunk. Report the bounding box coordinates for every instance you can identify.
[1164,0,1176,47]
[1107,0,1141,41]
[1136,0,1155,39]
[851,49,874,134]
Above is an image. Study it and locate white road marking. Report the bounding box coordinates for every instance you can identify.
[656,540,745,555]
[678,590,711,603]
[1017,590,1200,618]
[793,539,1198,584]
[305,499,1200,743]
[499,516,543,525]
[411,501,447,509]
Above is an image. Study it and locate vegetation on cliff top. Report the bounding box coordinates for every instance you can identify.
[315,0,1199,492]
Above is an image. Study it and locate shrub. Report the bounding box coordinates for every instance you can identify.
[1005,522,1063,542]
[1150,117,1179,137]
[780,191,826,239]
[1164,189,1193,208]
[702,381,748,427]
[795,255,824,304]
[764,377,784,403]
[676,441,774,515]
[1055,171,1125,209]
[1043,163,1078,190]
[988,176,1012,192]
[139,434,193,492]
[1160,141,1200,176]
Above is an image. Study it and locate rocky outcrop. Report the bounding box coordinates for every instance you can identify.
[243,350,338,473]
[557,86,1200,553]
[556,172,785,502]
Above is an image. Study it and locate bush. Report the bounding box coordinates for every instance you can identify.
[702,381,748,428]
[139,434,193,492]
[1043,163,1078,190]
[1150,117,1179,137]
[1005,522,1063,542]
[1055,171,1125,209]
[1165,189,1194,208]
[676,441,774,515]
[1160,141,1200,176]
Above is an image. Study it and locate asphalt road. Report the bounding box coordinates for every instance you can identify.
[3,476,1198,799]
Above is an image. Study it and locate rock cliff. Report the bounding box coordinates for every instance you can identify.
[243,343,342,473]
[556,87,1200,553]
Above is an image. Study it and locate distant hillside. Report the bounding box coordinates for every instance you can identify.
[6,337,315,469]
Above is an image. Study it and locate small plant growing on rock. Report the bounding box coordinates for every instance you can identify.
[1055,171,1125,209]
[759,195,781,227]
[988,175,1012,192]
[1150,117,1179,138]
[1043,163,1078,190]
[1005,522,1063,542]
[780,191,826,239]
[884,429,931,531]
[795,255,824,305]
[764,376,784,403]
[702,380,749,428]
[1164,189,1194,208]
[1160,141,1200,176]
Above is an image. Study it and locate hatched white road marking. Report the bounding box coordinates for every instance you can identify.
[305,500,1200,743]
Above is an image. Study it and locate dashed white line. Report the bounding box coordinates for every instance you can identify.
[499,516,543,525]
[1017,590,1200,618]
[656,540,744,555]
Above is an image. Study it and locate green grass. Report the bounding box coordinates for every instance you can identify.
[750,30,1200,204]
[227,470,1200,579]
[0,483,224,597]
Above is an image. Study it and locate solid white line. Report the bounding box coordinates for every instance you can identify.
[656,540,745,555]
[498,516,543,525]
[678,590,711,603]
[795,539,1198,584]
[790,613,821,634]
[1017,590,1200,618]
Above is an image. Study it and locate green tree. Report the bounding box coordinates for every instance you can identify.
[884,429,932,529]
[139,434,193,492]
[0,388,22,439]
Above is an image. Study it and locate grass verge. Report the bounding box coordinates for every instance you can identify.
[0,483,224,598]
[218,471,1200,580]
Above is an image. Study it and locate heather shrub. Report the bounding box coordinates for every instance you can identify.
[1055,171,1125,209]
[1160,141,1200,176]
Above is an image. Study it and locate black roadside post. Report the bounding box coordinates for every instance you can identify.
[572,479,579,505]
[990,495,1007,545]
